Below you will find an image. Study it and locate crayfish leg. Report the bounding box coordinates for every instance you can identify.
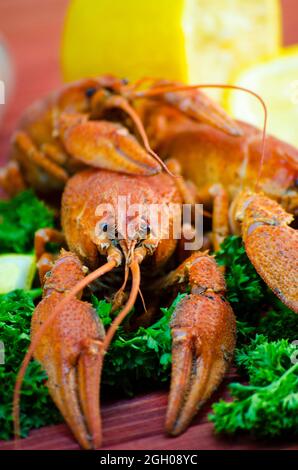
[14,131,69,183]
[0,160,26,196]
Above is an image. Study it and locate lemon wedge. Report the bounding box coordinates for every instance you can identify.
[0,254,36,294]
[227,46,298,147]
[61,0,281,103]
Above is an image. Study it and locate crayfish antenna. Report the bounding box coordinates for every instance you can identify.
[133,82,269,187]
[103,259,141,350]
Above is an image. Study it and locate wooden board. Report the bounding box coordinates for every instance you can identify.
[0,0,298,451]
[1,373,298,450]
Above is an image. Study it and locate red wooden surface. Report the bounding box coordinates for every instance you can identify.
[2,374,298,450]
[0,0,298,451]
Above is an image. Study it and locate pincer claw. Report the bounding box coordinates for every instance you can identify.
[30,252,106,449]
[31,296,105,449]
[165,292,236,436]
[233,191,298,313]
[59,113,162,175]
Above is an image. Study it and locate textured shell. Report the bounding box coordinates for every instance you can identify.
[61,169,182,268]
[159,121,298,213]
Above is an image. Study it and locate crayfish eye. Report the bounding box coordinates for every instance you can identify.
[102,223,108,232]
[85,87,97,98]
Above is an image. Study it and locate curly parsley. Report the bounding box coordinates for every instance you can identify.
[215,235,266,322]
[93,295,186,395]
[0,190,54,254]
[210,335,298,437]
[210,236,298,437]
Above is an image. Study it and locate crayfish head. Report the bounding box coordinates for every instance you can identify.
[94,207,159,267]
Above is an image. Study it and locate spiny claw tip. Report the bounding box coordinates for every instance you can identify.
[165,294,236,436]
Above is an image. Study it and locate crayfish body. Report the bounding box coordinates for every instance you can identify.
[2,76,296,449]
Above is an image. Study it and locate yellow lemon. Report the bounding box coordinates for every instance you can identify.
[226,45,298,147]
[61,0,281,103]
[0,254,36,294]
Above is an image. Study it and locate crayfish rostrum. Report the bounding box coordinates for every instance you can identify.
[0,76,296,449]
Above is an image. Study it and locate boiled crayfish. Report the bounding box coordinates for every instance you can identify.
[0,76,296,449]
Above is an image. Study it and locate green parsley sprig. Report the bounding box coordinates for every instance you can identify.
[93,295,185,395]
[210,236,298,437]
[210,335,298,437]
[0,190,54,253]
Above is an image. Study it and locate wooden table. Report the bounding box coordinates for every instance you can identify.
[0,0,298,451]
[1,372,298,450]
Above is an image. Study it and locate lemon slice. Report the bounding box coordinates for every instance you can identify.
[227,46,298,147]
[61,0,280,103]
[0,254,36,294]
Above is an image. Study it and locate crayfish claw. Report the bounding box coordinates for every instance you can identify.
[32,298,105,449]
[235,191,298,313]
[166,294,236,435]
[50,355,92,450]
[59,113,161,175]
[77,338,104,449]
[30,251,106,449]
[158,85,242,137]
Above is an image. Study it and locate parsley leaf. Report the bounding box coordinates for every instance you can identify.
[259,296,298,342]
[215,235,298,345]
[210,236,298,437]
[209,336,298,437]
[216,236,265,322]
[0,190,54,253]
[93,294,185,396]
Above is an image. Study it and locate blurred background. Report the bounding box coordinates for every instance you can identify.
[0,0,297,159]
